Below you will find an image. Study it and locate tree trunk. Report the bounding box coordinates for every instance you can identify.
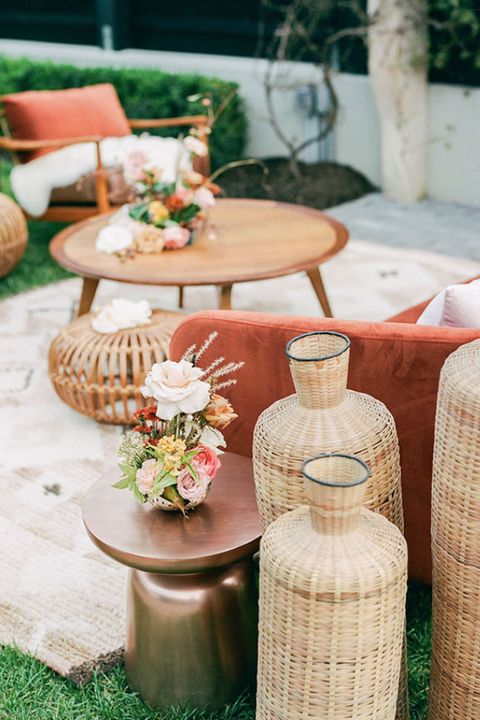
[368,0,428,202]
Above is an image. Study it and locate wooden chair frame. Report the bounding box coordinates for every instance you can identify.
[0,103,210,223]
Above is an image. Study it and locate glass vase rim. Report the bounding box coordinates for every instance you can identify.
[302,452,371,488]
[285,331,351,362]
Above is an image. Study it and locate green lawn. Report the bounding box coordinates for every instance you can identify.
[0,583,431,720]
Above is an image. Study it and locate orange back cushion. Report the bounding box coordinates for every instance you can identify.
[2,83,130,161]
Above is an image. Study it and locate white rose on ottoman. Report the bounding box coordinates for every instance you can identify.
[91,299,152,334]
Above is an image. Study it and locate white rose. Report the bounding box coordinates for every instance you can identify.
[194,186,215,209]
[200,426,226,454]
[91,299,152,334]
[96,224,133,254]
[183,135,208,157]
[141,360,210,420]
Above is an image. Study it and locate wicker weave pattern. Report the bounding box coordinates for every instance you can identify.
[429,339,480,719]
[0,193,27,277]
[256,454,408,720]
[253,332,408,719]
[48,309,182,424]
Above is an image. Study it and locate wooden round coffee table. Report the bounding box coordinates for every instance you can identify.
[83,451,261,710]
[50,198,348,317]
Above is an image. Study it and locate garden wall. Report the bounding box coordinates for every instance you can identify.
[0,39,478,206]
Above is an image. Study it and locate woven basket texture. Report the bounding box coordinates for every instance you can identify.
[0,193,27,277]
[429,339,480,719]
[253,332,404,530]
[253,332,408,718]
[256,454,408,720]
[48,309,182,424]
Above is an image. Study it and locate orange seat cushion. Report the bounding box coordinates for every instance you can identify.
[2,83,130,161]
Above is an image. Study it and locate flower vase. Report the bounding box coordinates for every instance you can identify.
[256,453,408,720]
[253,331,409,719]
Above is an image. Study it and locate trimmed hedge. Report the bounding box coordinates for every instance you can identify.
[0,56,248,169]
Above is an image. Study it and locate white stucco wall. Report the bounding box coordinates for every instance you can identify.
[0,39,478,205]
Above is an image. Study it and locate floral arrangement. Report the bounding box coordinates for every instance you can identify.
[114,332,243,514]
[124,139,219,253]
[96,92,225,258]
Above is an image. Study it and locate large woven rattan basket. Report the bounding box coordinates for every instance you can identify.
[429,339,480,719]
[256,453,408,720]
[253,331,409,719]
[48,309,182,424]
[0,193,27,276]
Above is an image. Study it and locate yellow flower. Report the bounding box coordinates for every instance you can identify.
[203,394,238,429]
[157,435,187,475]
[134,226,165,254]
[148,201,170,224]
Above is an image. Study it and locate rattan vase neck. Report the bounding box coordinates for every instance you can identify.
[303,454,370,534]
[286,331,350,408]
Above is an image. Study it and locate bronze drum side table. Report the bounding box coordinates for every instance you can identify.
[83,452,261,710]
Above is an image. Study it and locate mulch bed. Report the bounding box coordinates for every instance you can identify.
[217,158,376,210]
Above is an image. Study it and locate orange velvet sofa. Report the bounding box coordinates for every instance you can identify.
[169,291,480,584]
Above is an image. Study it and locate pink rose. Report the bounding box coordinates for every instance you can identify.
[194,187,215,210]
[136,458,159,495]
[164,225,191,250]
[175,185,195,205]
[177,466,209,503]
[193,444,221,480]
[123,150,148,183]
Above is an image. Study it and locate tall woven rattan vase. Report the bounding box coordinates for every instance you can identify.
[429,339,480,720]
[253,330,409,719]
[256,453,408,720]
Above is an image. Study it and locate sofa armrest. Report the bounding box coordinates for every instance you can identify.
[170,310,480,583]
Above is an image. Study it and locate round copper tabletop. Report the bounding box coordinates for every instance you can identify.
[50,198,348,287]
[83,452,261,574]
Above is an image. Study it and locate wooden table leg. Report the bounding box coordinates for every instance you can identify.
[78,277,100,317]
[178,286,184,309]
[218,284,233,310]
[307,268,333,318]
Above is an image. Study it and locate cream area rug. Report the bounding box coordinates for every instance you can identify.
[1,239,479,682]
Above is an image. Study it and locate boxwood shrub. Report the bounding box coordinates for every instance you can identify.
[0,55,248,169]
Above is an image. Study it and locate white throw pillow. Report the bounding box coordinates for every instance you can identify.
[417,279,480,328]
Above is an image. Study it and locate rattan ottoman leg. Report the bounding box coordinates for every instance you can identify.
[125,562,258,709]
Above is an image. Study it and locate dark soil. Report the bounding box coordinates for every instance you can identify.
[217,158,376,210]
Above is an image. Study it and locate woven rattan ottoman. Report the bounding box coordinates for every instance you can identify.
[0,193,27,277]
[49,309,183,424]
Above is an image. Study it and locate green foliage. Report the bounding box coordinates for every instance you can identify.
[0,55,248,169]
[429,0,480,84]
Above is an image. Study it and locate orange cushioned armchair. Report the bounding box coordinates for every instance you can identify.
[0,83,210,222]
[170,286,480,585]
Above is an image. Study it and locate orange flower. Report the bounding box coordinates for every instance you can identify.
[203,393,237,429]
[165,194,185,212]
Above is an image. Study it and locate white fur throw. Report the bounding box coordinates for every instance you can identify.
[10,134,191,217]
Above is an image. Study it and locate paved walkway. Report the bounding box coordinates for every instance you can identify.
[329,193,480,260]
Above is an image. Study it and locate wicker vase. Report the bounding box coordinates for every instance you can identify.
[256,453,408,720]
[429,339,480,719]
[0,193,27,277]
[253,331,409,719]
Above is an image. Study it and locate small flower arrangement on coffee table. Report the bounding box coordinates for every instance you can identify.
[114,333,243,514]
